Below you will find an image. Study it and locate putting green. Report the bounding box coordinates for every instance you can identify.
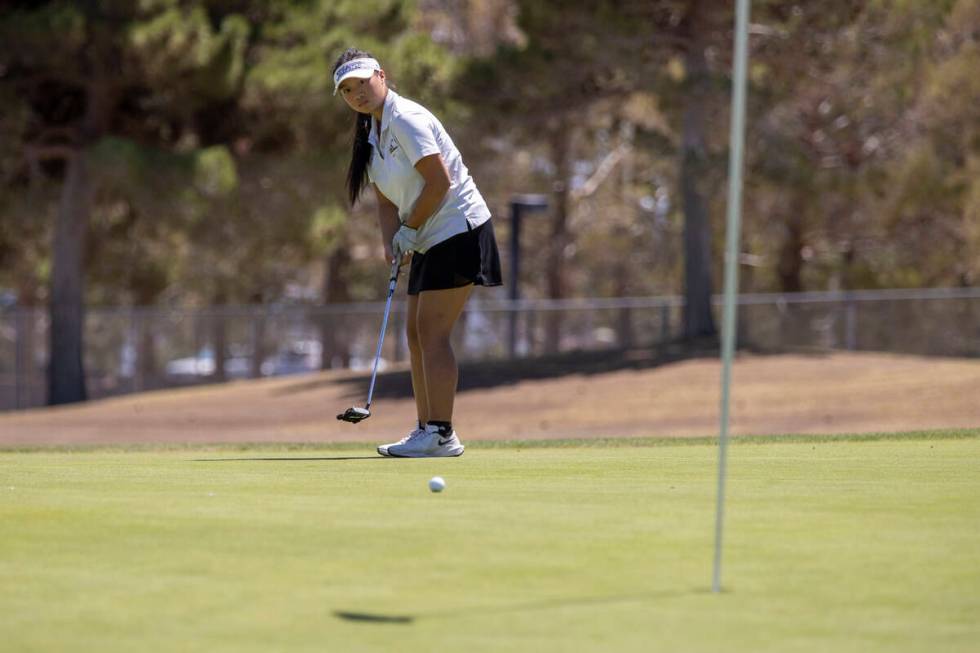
[2,434,977,652]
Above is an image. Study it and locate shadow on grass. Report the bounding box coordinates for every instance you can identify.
[192,455,387,462]
[277,338,744,401]
[334,587,716,625]
[334,611,414,624]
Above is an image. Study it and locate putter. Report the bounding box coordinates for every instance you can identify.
[337,257,401,423]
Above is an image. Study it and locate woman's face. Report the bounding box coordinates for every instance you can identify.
[337,70,387,115]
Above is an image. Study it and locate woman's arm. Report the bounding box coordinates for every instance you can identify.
[374,184,401,261]
[403,153,451,229]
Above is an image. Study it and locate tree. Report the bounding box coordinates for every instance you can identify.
[458,1,660,348]
[238,0,462,369]
[459,1,736,342]
[741,0,979,292]
[0,2,249,403]
[676,0,718,339]
[880,0,980,286]
[0,0,466,401]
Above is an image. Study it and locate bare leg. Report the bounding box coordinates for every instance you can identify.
[416,284,473,422]
[405,293,428,425]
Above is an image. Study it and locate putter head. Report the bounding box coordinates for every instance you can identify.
[337,406,371,423]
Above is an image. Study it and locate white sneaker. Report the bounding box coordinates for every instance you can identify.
[377,425,425,457]
[380,424,465,458]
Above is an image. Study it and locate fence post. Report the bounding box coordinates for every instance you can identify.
[131,309,144,393]
[660,303,671,345]
[845,298,857,351]
[618,305,634,348]
[525,309,537,357]
[250,306,266,379]
[14,308,24,409]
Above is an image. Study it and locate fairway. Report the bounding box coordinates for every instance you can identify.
[2,434,978,652]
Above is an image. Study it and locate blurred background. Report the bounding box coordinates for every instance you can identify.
[0,0,978,411]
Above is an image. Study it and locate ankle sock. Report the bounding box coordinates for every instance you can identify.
[427,420,453,435]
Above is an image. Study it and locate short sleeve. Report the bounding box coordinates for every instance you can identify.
[390,111,441,166]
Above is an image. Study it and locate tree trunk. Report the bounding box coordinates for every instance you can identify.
[47,150,92,405]
[777,212,805,292]
[46,65,115,404]
[133,287,161,391]
[320,242,352,370]
[14,278,40,407]
[544,122,572,353]
[679,0,717,341]
[614,262,634,348]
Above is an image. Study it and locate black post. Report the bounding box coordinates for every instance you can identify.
[508,202,522,305]
[506,194,549,358]
[507,201,523,358]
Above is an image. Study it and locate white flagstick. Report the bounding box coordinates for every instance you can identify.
[713,0,752,594]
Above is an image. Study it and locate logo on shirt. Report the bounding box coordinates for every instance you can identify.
[389,141,399,156]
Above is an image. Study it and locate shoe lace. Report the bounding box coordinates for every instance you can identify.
[398,427,426,445]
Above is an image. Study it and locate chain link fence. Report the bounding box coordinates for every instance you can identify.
[2,287,978,411]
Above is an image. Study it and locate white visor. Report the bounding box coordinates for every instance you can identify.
[333,58,381,95]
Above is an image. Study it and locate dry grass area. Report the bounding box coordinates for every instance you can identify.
[1,351,978,447]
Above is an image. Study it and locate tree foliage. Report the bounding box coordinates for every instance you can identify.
[0,0,977,402]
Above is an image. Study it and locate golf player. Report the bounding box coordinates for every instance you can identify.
[332,48,502,457]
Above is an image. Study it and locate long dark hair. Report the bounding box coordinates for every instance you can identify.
[333,47,378,206]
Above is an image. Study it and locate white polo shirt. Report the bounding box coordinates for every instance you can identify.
[366,90,491,252]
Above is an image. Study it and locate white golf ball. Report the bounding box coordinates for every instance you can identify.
[428,476,446,493]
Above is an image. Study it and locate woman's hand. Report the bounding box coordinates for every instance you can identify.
[384,244,413,267]
[391,224,417,258]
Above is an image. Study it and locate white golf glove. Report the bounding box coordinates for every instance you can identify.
[392,224,418,259]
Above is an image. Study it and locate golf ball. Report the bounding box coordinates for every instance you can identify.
[428,476,446,493]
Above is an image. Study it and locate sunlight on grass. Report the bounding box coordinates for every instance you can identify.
[1,433,977,652]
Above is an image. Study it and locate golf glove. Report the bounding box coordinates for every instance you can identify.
[392,224,418,258]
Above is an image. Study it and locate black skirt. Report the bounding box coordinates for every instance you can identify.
[407,220,503,295]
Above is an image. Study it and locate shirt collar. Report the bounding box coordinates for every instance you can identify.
[369,89,398,147]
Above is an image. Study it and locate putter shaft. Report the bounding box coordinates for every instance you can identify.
[364,259,400,410]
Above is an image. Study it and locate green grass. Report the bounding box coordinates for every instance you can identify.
[2,433,978,652]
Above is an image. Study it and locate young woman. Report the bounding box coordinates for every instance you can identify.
[332,48,502,458]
